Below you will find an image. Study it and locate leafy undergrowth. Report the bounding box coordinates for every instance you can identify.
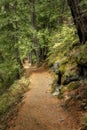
[0,76,30,130]
[58,82,87,130]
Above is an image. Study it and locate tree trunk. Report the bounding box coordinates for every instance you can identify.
[14,47,23,68]
[31,0,40,66]
[67,0,87,44]
[14,2,22,68]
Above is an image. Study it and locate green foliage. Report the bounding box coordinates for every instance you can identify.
[0,76,30,115]
[0,0,72,68]
[0,0,22,93]
[48,24,79,65]
[0,0,81,112]
[80,0,87,10]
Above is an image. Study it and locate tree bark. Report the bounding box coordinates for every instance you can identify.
[14,2,22,68]
[67,0,87,44]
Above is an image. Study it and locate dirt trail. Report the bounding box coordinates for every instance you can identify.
[8,65,78,130]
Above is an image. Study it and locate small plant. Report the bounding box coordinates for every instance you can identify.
[57,92,64,99]
[83,115,87,126]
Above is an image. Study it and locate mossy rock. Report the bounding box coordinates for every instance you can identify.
[62,72,79,84]
[51,74,58,93]
[59,64,66,74]
[61,86,68,93]
[57,92,64,99]
[67,81,80,91]
[76,42,87,66]
[61,64,79,85]
[58,57,68,74]
[62,73,79,85]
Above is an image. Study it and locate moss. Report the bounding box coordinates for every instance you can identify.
[51,74,58,93]
[72,42,87,66]
[58,58,68,74]
[59,64,66,74]
[61,63,79,85]
[67,81,80,91]
[57,92,64,99]
[83,115,87,127]
[61,86,68,93]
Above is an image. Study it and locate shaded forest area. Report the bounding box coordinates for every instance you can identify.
[0,0,87,129]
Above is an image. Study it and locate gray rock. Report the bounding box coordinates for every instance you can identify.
[53,62,60,74]
[52,86,62,96]
[62,74,79,85]
[52,91,60,96]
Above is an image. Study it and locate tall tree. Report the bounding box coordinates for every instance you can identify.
[30,0,40,66]
[67,0,87,44]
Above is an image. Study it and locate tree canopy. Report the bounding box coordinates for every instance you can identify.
[0,0,87,92]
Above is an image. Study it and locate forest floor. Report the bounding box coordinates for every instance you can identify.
[7,62,82,130]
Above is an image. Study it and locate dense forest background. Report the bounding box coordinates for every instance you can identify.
[0,0,71,92]
[0,0,86,91]
[0,0,87,129]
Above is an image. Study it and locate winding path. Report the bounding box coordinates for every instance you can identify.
[8,66,78,130]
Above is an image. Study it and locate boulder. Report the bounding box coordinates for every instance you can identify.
[62,71,79,85]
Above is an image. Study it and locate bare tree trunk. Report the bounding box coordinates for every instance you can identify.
[67,0,87,44]
[14,2,22,68]
[31,0,40,66]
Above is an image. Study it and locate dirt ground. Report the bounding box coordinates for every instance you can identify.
[7,64,81,130]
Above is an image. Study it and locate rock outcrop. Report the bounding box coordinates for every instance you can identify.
[52,42,87,96]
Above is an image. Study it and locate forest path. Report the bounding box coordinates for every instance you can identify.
[8,63,78,130]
